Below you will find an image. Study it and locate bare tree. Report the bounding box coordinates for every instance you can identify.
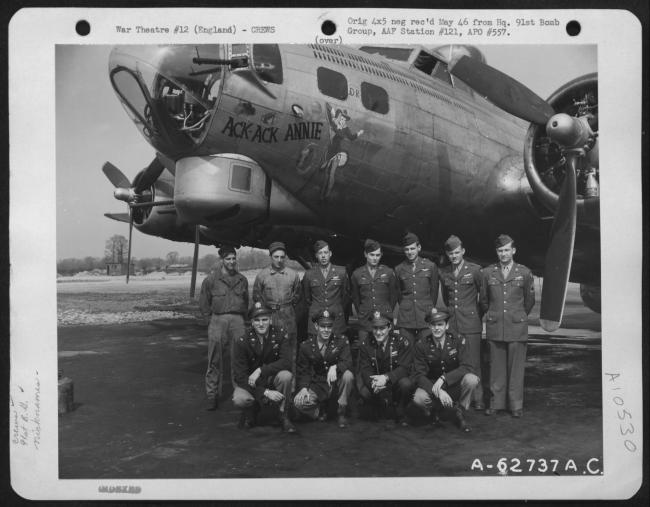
[104,235,129,263]
[166,251,180,265]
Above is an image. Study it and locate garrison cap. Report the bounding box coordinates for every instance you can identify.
[218,245,236,258]
[249,301,273,319]
[312,309,336,325]
[494,234,514,248]
[402,232,420,247]
[444,235,463,252]
[313,239,330,253]
[425,308,450,324]
[364,238,381,253]
[369,310,391,327]
[269,241,286,255]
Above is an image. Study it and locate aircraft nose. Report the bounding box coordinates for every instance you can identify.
[108,45,224,156]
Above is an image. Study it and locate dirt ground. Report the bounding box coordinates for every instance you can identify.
[58,277,602,479]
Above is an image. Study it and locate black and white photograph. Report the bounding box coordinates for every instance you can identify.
[9,7,644,501]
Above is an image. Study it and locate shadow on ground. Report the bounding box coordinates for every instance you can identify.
[58,318,602,479]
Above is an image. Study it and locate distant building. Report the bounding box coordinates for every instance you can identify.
[106,262,135,276]
[165,264,192,274]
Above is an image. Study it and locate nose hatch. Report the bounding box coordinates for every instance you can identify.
[108,45,223,156]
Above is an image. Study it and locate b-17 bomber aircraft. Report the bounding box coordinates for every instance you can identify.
[102,43,599,331]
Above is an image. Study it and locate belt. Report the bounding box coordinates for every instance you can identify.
[269,302,293,310]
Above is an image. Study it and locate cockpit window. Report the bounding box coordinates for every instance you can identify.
[431,61,453,86]
[252,44,283,84]
[358,46,412,61]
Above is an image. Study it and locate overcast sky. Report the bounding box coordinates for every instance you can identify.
[55,44,596,260]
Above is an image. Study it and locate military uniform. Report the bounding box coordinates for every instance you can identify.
[395,257,439,340]
[232,324,293,405]
[302,264,351,336]
[350,264,399,340]
[357,328,414,420]
[294,333,354,420]
[253,265,301,340]
[199,268,249,401]
[439,260,485,406]
[479,261,535,413]
[412,330,478,414]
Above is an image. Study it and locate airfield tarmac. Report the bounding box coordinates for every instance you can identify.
[58,274,602,479]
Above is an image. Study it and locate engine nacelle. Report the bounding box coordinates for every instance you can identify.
[173,154,316,227]
[579,283,601,314]
[523,73,599,225]
[136,205,203,244]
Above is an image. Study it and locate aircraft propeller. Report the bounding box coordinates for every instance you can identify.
[102,157,174,284]
[448,55,598,331]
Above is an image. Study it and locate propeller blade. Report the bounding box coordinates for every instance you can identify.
[104,212,131,223]
[448,55,556,125]
[155,152,176,174]
[102,162,131,188]
[539,154,578,331]
[154,179,175,198]
[126,214,134,284]
[133,157,165,194]
[189,225,200,299]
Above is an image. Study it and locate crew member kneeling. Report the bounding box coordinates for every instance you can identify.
[232,302,297,434]
[357,311,414,425]
[294,310,354,428]
[412,309,478,432]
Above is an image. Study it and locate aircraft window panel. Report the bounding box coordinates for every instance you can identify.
[317,67,348,100]
[231,44,248,56]
[361,82,389,114]
[252,44,283,84]
[432,62,453,85]
[230,164,252,193]
[111,70,152,128]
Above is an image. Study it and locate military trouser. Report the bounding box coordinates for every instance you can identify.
[398,327,429,343]
[205,313,245,399]
[232,370,293,415]
[488,341,527,411]
[270,308,298,383]
[412,373,479,413]
[460,332,485,405]
[358,376,415,419]
[293,370,355,419]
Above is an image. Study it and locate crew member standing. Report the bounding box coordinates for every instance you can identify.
[394,233,439,342]
[199,246,249,411]
[350,239,399,344]
[253,241,302,366]
[438,235,485,409]
[480,234,535,418]
[302,240,351,337]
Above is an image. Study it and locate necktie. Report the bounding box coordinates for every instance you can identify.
[502,264,510,278]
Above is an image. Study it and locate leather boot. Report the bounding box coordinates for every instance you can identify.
[455,406,471,433]
[337,405,349,428]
